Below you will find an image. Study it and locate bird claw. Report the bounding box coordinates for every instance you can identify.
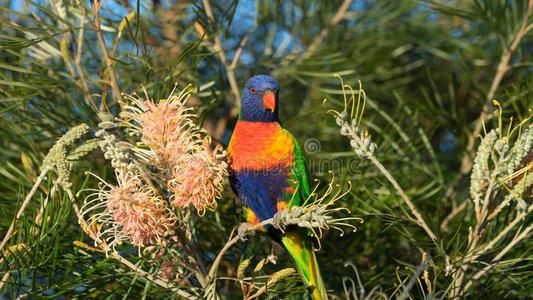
[267,254,277,265]
[272,211,286,230]
[237,222,255,240]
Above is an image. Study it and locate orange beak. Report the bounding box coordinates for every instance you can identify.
[263,91,276,112]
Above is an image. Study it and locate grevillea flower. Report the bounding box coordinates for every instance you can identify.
[168,138,228,215]
[120,85,228,215]
[82,171,177,249]
[120,86,202,168]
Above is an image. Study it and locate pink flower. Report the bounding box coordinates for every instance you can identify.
[168,139,228,215]
[121,86,228,215]
[121,86,201,167]
[83,172,177,249]
[85,86,229,249]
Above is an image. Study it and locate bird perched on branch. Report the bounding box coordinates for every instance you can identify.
[228,75,327,299]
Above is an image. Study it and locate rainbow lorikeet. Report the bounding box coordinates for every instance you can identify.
[228,75,327,299]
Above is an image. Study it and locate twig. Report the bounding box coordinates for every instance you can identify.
[462,223,532,293]
[276,0,352,69]
[459,0,533,174]
[0,167,51,292]
[447,7,532,294]
[368,156,438,242]
[452,205,531,297]
[64,188,199,299]
[61,34,95,110]
[0,167,51,253]
[199,0,257,139]
[72,9,97,112]
[246,284,268,300]
[229,31,254,71]
[200,0,241,104]
[205,229,239,285]
[0,272,9,291]
[108,251,199,299]
[489,223,531,263]
[464,205,531,266]
[205,221,271,285]
[397,253,429,300]
[298,0,352,63]
[440,201,467,232]
[111,12,135,58]
[216,28,255,138]
[451,174,498,297]
[183,239,208,288]
[92,0,123,111]
[444,3,533,240]
[75,10,86,66]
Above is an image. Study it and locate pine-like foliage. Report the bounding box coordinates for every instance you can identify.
[1,0,531,299]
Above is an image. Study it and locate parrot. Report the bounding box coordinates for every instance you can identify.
[227,75,328,299]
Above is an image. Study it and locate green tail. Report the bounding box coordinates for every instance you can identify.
[281,231,328,300]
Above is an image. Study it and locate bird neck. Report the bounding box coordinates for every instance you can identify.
[239,96,279,122]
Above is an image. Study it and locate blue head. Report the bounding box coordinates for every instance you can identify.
[240,75,280,122]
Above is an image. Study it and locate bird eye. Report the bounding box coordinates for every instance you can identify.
[249,88,256,94]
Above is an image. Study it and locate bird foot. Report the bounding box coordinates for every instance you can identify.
[267,254,277,265]
[237,222,255,240]
[271,210,287,231]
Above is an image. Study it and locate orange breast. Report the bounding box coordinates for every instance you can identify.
[228,121,294,171]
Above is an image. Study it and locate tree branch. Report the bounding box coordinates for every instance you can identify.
[462,223,532,292]
[198,0,258,139]
[205,221,270,285]
[92,0,123,111]
[440,201,467,232]
[229,30,254,71]
[460,0,533,174]
[0,167,51,253]
[299,0,352,62]
[369,156,438,242]
[200,0,241,104]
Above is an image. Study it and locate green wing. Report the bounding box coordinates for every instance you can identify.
[282,132,328,299]
[286,130,311,207]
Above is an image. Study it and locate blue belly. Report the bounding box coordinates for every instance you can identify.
[229,167,290,221]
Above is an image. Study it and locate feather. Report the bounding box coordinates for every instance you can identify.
[282,230,328,299]
[228,75,328,299]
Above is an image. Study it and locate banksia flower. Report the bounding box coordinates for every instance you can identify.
[168,139,228,215]
[82,171,177,249]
